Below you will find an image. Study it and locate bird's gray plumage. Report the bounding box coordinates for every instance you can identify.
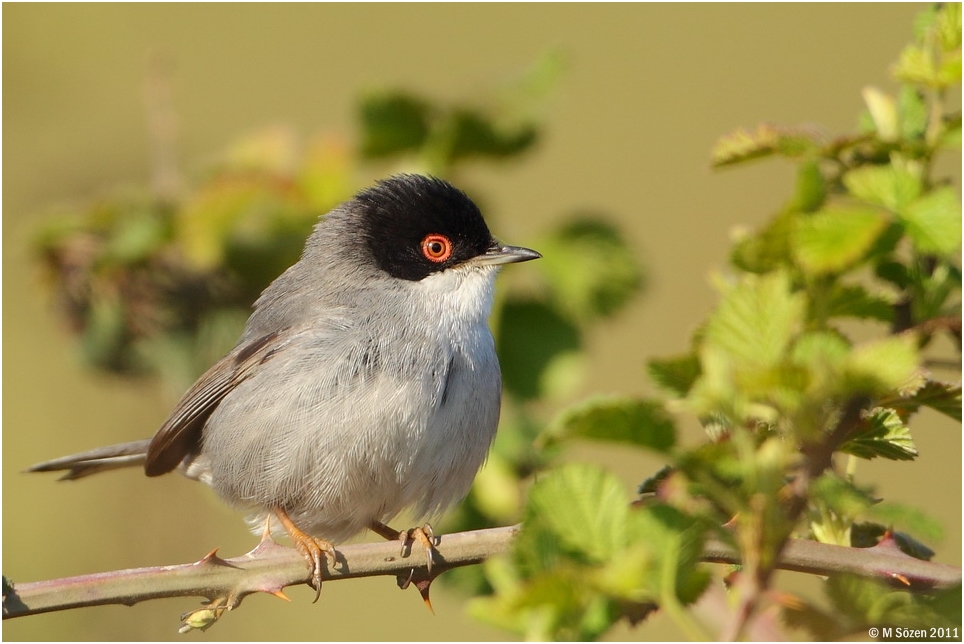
[28,174,533,547]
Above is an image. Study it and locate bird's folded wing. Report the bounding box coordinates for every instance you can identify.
[144,329,287,476]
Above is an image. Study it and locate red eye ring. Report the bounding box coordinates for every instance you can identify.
[421,233,453,263]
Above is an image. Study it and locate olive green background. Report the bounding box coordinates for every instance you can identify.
[4,4,960,641]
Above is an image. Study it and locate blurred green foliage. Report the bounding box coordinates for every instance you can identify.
[471,5,962,640]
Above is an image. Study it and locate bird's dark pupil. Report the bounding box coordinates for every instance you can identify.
[429,242,442,254]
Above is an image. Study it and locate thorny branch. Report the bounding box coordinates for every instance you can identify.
[4,523,959,632]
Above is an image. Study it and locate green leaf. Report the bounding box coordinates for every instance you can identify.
[711,124,820,167]
[934,3,963,51]
[792,330,850,363]
[704,271,805,367]
[823,284,894,323]
[496,298,582,401]
[358,92,432,158]
[104,209,169,263]
[825,575,962,630]
[551,396,676,452]
[840,407,918,461]
[791,206,888,275]
[844,335,919,395]
[730,212,795,273]
[896,86,929,140]
[893,45,941,87]
[647,353,701,397]
[536,218,644,322]
[843,164,922,213]
[446,109,538,161]
[809,472,876,519]
[891,380,962,421]
[522,464,636,564]
[900,187,963,255]
[791,159,827,212]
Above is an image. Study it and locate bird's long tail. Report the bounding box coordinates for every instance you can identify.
[26,439,152,481]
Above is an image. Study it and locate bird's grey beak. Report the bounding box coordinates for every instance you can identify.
[475,243,542,266]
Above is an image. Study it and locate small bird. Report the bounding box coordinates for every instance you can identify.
[28,174,540,595]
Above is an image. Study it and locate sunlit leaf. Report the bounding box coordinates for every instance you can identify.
[647,353,701,397]
[843,164,922,213]
[704,271,804,367]
[711,124,820,167]
[900,187,963,255]
[823,283,895,323]
[840,407,918,461]
[551,396,676,452]
[791,207,888,275]
[844,335,919,395]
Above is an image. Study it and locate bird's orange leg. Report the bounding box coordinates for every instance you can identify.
[274,507,336,603]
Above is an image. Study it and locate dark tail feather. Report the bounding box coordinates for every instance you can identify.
[26,439,152,481]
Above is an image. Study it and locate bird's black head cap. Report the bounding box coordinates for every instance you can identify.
[355,174,494,281]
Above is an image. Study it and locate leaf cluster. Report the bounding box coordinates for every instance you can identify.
[477,6,961,640]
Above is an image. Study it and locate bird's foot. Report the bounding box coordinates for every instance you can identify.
[273,508,336,603]
[368,520,438,573]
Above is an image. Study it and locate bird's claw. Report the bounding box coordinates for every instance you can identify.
[397,523,437,573]
[273,507,336,603]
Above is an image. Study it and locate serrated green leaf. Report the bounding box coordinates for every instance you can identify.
[843,164,922,213]
[824,283,895,323]
[844,335,919,395]
[883,379,962,421]
[911,380,962,420]
[704,271,805,367]
[894,44,941,87]
[711,124,820,167]
[358,92,432,158]
[552,396,676,452]
[520,464,636,571]
[840,407,918,461]
[791,207,888,275]
[900,187,963,254]
[536,217,644,321]
[647,353,701,397]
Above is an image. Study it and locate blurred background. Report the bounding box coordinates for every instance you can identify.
[4,4,960,641]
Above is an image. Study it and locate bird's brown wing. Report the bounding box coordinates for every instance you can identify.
[144,330,286,476]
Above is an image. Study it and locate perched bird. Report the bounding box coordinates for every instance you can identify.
[29,174,540,595]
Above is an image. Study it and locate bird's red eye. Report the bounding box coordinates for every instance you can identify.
[421,234,453,263]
